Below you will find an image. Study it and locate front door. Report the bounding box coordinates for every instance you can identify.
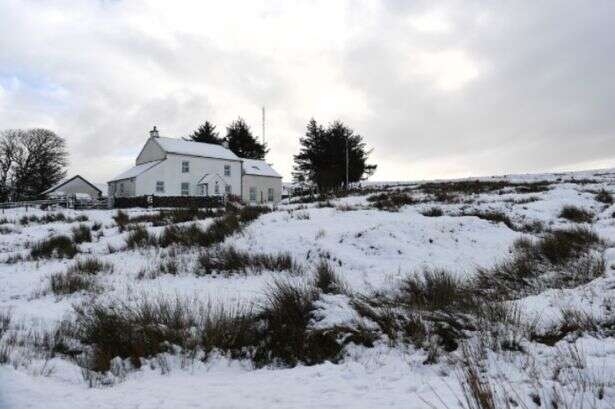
[199,184,209,196]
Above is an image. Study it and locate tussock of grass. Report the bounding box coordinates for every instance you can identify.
[157,207,270,248]
[129,208,222,227]
[19,213,89,226]
[463,210,514,229]
[196,246,299,276]
[476,227,603,296]
[255,279,342,367]
[73,272,365,373]
[113,210,129,232]
[67,258,113,275]
[71,224,92,244]
[399,269,479,313]
[559,205,594,223]
[420,180,551,197]
[313,260,347,295]
[539,227,600,264]
[367,192,416,211]
[31,235,78,259]
[50,272,97,295]
[595,189,613,204]
[421,207,444,217]
[125,225,156,249]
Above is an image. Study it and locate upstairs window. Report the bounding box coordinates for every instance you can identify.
[182,161,190,173]
[181,182,190,196]
[224,165,231,177]
[156,181,165,193]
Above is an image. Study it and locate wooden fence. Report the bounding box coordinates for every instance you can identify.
[0,197,107,212]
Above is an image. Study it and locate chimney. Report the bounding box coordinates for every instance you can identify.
[222,140,229,149]
[149,126,159,138]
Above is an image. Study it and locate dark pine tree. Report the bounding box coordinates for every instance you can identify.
[187,121,223,144]
[225,118,267,159]
[293,119,376,192]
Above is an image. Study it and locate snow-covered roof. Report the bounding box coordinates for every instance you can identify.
[94,183,108,196]
[242,159,282,178]
[155,137,240,161]
[109,160,163,182]
[42,175,103,195]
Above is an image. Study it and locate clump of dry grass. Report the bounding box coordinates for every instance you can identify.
[476,227,603,297]
[196,245,301,276]
[559,205,594,223]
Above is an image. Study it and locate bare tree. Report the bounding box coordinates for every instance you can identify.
[0,130,20,201]
[7,129,68,201]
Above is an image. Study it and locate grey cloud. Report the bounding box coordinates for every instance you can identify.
[0,0,614,182]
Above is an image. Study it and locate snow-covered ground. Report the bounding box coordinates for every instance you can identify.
[2,168,615,408]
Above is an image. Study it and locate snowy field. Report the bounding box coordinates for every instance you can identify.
[2,169,615,408]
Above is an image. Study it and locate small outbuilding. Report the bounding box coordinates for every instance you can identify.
[42,175,104,200]
[241,159,283,204]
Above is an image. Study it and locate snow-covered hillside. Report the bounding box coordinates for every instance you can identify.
[2,169,615,408]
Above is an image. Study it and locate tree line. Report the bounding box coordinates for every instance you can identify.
[189,117,377,192]
[0,129,68,202]
[187,118,268,160]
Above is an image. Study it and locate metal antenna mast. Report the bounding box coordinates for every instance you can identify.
[262,106,266,145]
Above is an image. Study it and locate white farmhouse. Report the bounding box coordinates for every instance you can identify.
[108,127,282,205]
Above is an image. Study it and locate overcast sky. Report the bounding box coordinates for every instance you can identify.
[1,1,614,183]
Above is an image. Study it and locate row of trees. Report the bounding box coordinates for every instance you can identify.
[188,117,376,192]
[187,118,267,160]
[0,129,68,202]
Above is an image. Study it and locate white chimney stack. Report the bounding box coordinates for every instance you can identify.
[149,126,159,138]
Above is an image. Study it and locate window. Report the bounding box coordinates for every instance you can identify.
[260,191,264,203]
[214,181,220,195]
[249,187,256,202]
[182,161,190,173]
[156,181,164,193]
[268,188,274,202]
[119,183,124,194]
[225,185,231,194]
[181,182,190,196]
[224,165,231,177]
